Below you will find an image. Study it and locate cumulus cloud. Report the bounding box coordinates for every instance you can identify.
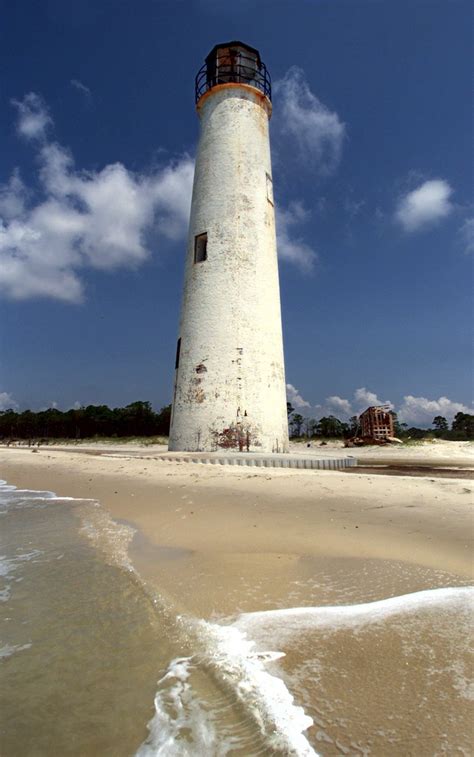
[276,201,317,272]
[320,389,392,420]
[305,387,471,427]
[315,388,393,419]
[11,92,52,141]
[354,387,394,411]
[1,92,315,302]
[0,93,194,302]
[395,179,453,232]
[460,217,474,254]
[0,169,27,220]
[39,400,60,410]
[274,67,345,175]
[322,388,471,426]
[0,391,18,410]
[398,395,472,426]
[326,395,352,416]
[286,383,311,409]
[70,79,91,97]
[287,387,395,420]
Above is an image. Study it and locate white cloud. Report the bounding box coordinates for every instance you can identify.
[70,79,91,97]
[276,201,317,272]
[274,67,345,175]
[151,158,196,241]
[398,395,472,426]
[39,400,60,411]
[460,217,474,254]
[1,90,314,302]
[11,92,52,141]
[0,170,27,220]
[312,389,394,420]
[0,391,18,410]
[326,395,352,417]
[354,387,394,411]
[395,179,453,232]
[0,94,194,302]
[307,387,471,427]
[286,383,311,409]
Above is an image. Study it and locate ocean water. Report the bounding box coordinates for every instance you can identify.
[0,479,472,756]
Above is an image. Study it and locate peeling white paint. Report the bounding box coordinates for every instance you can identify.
[169,84,289,453]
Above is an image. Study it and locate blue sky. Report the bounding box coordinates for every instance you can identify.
[0,0,472,426]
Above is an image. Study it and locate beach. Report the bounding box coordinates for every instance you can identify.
[1,441,473,755]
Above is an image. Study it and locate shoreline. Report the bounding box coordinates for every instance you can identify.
[1,444,472,618]
[2,442,472,754]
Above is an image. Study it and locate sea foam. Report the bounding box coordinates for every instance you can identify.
[233,586,474,643]
[136,657,222,757]
[198,620,317,756]
[137,587,474,756]
[137,618,317,757]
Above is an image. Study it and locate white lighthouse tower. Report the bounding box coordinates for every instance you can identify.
[169,41,289,453]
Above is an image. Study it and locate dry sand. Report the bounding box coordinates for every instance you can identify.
[0,441,472,617]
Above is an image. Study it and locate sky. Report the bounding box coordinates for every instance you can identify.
[0,0,472,427]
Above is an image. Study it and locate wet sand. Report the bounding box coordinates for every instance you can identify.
[0,444,472,617]
[1,443,473,755]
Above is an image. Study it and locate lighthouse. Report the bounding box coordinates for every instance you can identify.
[169,41,289,454]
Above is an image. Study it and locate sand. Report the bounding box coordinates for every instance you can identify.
[2,440,473,754]
[0,441,472,618]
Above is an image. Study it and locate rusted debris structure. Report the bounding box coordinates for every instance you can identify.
[359,406,394,440]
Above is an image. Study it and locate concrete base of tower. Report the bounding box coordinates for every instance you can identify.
[162,451,357,470]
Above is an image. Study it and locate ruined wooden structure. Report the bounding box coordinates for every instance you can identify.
[359,406,394,440]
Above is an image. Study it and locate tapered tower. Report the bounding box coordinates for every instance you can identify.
[169,41,289,453]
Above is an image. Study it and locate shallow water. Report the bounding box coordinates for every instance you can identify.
[0,479,472,756]
[235,590,474,755]
[0,482,307,755]
[0,485,171,755]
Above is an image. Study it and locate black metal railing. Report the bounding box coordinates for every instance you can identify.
[195,54,271,103]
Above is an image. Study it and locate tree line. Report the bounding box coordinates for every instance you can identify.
[1,400,472,442]
[287,403,474,441]
[0,402,171,441]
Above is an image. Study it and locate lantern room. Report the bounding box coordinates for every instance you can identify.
[195,40,271,103]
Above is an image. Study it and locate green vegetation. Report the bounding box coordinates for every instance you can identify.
[288,412,353,440]
[287,408,474,442]
[0,402,171,442]
[1,402,472,444]
[23,436,170,446]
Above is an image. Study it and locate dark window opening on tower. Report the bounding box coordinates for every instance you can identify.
[194,233,208,263]
[175,338,181,370]
[266,173,274,206]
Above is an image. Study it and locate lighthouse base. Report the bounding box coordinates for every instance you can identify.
[162,451,357,470]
